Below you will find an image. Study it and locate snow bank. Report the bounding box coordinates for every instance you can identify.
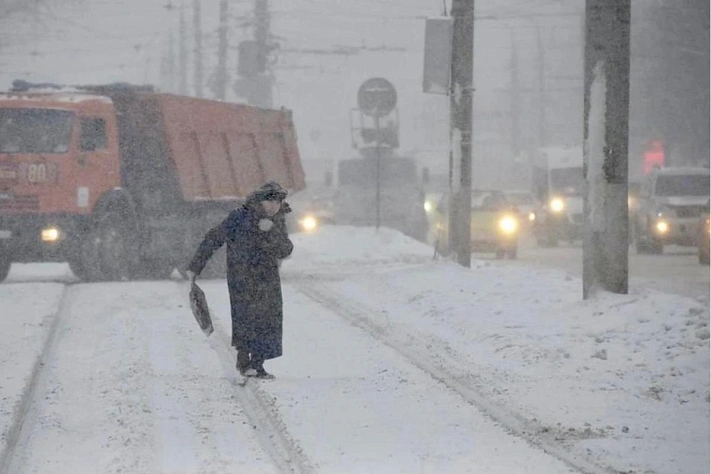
[285,225,433,269]
[287,225,710,474]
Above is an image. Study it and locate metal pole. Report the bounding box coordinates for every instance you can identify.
[536,25,546,147]
[510,32,520,160]
[583,0,630,298]
[451,0,474,267]
[375,116,382,231]
[178,4,188,95]
[215,0,228,100]
[193,0,203,97]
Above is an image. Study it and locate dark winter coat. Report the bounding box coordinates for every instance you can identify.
[187,199,293,361]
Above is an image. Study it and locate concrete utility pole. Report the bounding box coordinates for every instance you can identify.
[449,0,474,268]
[583,0,631,298]
[215,0,228,100]
[192,0,203,97]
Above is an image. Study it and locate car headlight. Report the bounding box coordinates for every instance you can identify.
[528,211,536,222]
[299,215,318,232]
[655,220,669,234]
[549,198,565,213]
[498,215,518,234]
[424,201,433,213]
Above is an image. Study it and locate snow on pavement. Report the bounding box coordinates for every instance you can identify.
[4,283,278,474]
[201,281,575,474]
[283,226,710,474]
[0,282,65,456]
[0,225,708,474]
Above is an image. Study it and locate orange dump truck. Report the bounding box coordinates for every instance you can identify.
[0,81,305,282]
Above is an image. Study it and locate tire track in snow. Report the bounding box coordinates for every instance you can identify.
[292,281,621,474]
[207,314,316,474]
[0,283,76,474]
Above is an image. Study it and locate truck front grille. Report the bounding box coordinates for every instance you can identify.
[0,195,40,211]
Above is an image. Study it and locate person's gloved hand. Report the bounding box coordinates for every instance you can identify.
[186,270,197,283]
[259,218,274,231]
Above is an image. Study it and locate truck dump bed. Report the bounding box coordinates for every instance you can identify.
[119,93,306,202]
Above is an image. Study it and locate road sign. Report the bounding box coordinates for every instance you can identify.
[357,78,397,118]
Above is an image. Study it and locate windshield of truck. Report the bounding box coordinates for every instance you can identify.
[338,158,417,187]
[550,167,584,196]
[0,108,74,154]
[655,174,709,197]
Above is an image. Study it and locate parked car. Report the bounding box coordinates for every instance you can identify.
[634,167,710,254]
[432,190,521,259]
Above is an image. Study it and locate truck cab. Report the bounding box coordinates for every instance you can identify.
[531,146,585,246]
[0,90,122,280]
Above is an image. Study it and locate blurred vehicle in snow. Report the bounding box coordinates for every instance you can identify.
[0,81,306,282]
[333,153,429,242]
[530,146,584,247]
[634,167,710,254]
[503,190,538,230]
[432,190,521,259]
[286,188,335,234]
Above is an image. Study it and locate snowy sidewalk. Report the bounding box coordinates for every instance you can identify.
[281,226,710,474]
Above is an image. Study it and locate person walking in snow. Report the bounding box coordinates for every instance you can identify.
[186,181,294,379]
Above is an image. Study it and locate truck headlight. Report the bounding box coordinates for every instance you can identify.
[528,212,536,222]
[41,226,61,242]
[299,215,318,232]
[498,216,518,235]
[655,220,670,234]
[549,198,565,213]
[424,201,433,213]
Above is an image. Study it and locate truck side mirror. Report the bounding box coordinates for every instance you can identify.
[324,171,333,188]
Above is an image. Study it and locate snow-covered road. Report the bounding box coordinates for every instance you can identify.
[1,226,708,474]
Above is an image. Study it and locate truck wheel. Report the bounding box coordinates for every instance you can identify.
[0,258,10,283]
[83,214,137,281]
[507,247,518,260]
[699,247,710,265]
[495,249,506,259]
